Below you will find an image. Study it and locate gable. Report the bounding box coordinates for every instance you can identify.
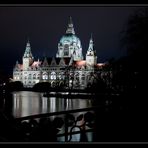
[59,58,66,66]
[50,58,57,66]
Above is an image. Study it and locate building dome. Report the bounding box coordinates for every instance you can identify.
[59,34,82,49]
[56,17,83,61]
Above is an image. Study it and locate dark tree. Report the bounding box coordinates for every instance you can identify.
[119,8,148,141]
[120,8,148,91]
[33,82,51,92]
[6,81,23,91]
[121,8,148,66]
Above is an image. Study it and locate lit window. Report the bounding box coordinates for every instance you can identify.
[53,75,56,80]
[51,75,54,80]
[42,72,48,80]
[43,75,48,80]
[59,75,61,80]
[61,72,65,80]
[51,71,56,80]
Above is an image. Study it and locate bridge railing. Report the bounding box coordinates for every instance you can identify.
[13,107,98,142]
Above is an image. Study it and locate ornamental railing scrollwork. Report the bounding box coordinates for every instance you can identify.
[13,108,96,142]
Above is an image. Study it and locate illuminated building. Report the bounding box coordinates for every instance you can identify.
[13,17,105,88]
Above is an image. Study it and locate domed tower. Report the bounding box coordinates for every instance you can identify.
[56,17,83,61]
[86,34,97,69]
[22,39,34,70]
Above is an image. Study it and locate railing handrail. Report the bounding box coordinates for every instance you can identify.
[14,106,99,121]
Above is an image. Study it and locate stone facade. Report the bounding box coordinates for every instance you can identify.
[13,17,105,89]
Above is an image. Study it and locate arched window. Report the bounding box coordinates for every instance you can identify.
[51,71,56,80]
[42,72,48,80]
[75,72,79,80]
[58,72,65,80]
[33,74,36,79]
[64,44,69,56]
[81,74,85,81]
[61,72,65,80]
[28,74,32,79]
[58,73,61,80]
[37,74,40,79]
[81,74,85,85]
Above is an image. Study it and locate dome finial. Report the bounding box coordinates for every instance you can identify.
[27,37,30,43]
[69,16,73,24]
[66,16,75,34]
[91,33,93,41]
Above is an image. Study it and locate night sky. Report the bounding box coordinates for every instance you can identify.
[0,6,141,75]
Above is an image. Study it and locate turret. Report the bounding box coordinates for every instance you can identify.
[86,34,97,69]
[23,39,34,70]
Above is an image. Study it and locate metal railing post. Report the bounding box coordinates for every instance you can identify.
[64,113,68,142]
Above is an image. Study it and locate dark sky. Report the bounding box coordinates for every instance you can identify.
[0,6,140,75]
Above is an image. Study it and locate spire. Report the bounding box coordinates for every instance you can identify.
[27,37,30,43]
[15,60,19,69]
[26,37,30,51]
[15,61,19,68]
[66,16,75,34]
[42,57,49,67]
[23,38,33,58]
[88,34,94,51]
[26,39,31,52]
[69,16,73,25]
[90,33,93,41]
[16,60,19,65]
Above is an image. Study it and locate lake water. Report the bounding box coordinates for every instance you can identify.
[10,91,95,142]
[1,90,122,142]
[12,91,94,118]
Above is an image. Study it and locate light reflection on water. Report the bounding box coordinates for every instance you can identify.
[12,91,94,142]
[12,91,94,118]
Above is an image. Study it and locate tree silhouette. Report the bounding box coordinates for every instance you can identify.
[119,8,148,138]
[33,82,51,92]
[6,81,23,91]
[120,8,147,91]
[121,8,148,65]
